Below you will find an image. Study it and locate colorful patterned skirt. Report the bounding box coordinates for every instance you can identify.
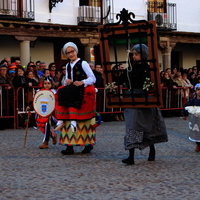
[55,85,97,146]
[59,117,96,146]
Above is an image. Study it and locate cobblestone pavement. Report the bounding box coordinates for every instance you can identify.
[1,116,200,200]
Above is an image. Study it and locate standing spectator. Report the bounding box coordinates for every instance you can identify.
[49,62,60,88]
[182,73,194,100]
[171,67,178,78]
[165,68,172,78]
[25,70,39,107]
[172,72,184,87]
[26,64,39,83]
[161,72,177,88]
[59,65,66,86]
[192,66,198,75]
[187,68,192,75]
[0,64,13,87]
[35,61,41,70]
[37,62,46,78]
[4,57,11,66]
[0,60,9,67]
[188,72,198,86]
[7,64,17,80]
[94,64,104,87]
[12,67,28,89]
[0,64,13,129]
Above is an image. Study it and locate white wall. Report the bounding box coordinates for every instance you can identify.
[33,0,200,33]
[174,43,200,69]
[169,0,200,32]
[34,0,79,25]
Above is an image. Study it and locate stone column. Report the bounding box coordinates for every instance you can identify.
[80,38,99,63]
[15,36,37,66]
[159,37,176,71]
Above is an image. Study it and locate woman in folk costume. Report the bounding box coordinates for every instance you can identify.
[36,76,57,149]
[120,44,168,165]
[54,42,97,155]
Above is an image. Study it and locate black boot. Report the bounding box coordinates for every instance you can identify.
[61,146,74,155]
[122,148,135,165]
[81,146,93,154]
[148,144,155,161]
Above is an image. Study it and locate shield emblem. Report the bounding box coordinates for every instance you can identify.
[33,89,55,117]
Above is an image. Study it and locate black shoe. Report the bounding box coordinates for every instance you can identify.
[148,145,155,161]
[61,147,74,155]
[81,146,93,154]
[122,158,135,165]
[147,155,155,161]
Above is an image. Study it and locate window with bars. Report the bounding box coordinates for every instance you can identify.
[0,0,34,20]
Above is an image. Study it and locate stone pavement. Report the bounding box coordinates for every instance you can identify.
[1,116,200,200]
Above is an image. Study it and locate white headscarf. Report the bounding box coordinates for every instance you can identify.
[62,42,78,56]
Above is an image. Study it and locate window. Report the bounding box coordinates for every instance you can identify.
[148,0,166,13]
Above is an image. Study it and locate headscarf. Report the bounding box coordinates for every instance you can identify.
[132,44,148,60]
[62,42,78,56]
[194,83,200,90]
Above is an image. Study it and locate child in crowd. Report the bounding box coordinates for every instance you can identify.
[35,76,57,149]
[183,83,200,152]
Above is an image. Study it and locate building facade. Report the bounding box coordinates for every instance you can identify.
[0,0,200,71]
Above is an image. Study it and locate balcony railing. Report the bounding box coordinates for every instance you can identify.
[77,0,114,25]
[148,2,177,30]
[0,0,34,21]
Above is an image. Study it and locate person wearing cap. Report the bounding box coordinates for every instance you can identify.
[54,42,97,155]
[119,44,168,165]
[182,83,200,152]
[8,64,17,80]
[0,64,13,87]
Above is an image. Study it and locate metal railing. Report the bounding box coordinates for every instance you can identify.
[0,84,16,129]
[0,0,34,20]
[0,86,191,129]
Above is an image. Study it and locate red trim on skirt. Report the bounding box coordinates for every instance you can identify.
[55,85,96,120]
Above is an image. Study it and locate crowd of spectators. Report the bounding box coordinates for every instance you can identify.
[160,66,199,100]
[1,56,199,126]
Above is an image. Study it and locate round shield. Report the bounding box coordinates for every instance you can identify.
[33,89,55,117]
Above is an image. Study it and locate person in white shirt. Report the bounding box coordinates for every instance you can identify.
[54,42,97,155]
